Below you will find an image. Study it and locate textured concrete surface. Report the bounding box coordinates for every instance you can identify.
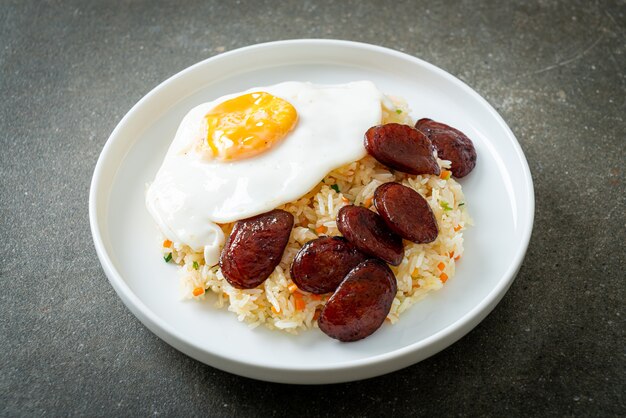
[1,0,624,416]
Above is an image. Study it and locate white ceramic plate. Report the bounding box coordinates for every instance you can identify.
[90,39,534,384]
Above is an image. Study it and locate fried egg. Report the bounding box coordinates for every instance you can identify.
[146,81,385,265]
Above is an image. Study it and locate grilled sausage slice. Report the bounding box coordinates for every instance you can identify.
[319,259,397,342]
[291,236,370,294]
[364,123,440,175]
[220,209,293,289]
[415,118,476,178]
[337,205,404,266]
[373,182,438,243]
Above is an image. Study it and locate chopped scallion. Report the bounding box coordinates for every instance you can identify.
[459,202,465,206]
[163,253,172,262]
[395,109,402,114]
[193,261,199,270]
[440,201,453,211]
[331,184,340,193]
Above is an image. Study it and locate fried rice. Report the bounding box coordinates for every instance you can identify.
[160,98,472,334]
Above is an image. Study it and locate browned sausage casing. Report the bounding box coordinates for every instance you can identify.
[364,123,440,175]
[415,118,476,178]
[318,259,397,342]
[290,236,370,294]
[374,182,439,243]
[220,209,294,289]
[337,205,404,266]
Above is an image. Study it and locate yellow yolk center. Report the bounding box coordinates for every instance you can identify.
[205,92,298,161]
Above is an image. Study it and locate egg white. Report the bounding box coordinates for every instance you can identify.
[146,81,384,265]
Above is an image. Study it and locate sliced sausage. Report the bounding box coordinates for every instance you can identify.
[373,182,438,243]
[337,205,404,266]
[318,259,397,342]
[364,123,440,175]
[220,209,293,289]
[290,236,370,294]
[415,118,476,178]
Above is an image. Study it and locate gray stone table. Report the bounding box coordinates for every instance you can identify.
[1,0,624,416]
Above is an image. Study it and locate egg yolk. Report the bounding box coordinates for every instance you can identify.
[205,92,298,161]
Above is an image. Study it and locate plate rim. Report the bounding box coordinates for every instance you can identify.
[89,38,535,383]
